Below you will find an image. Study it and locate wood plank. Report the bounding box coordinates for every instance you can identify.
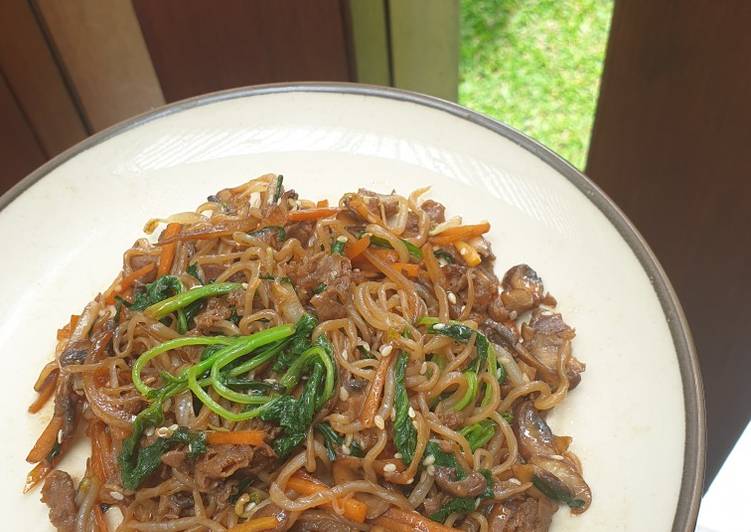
[0,0,87,157]
[132,0,353,103]
[388,0,459,101]
[348,0,391,85]
[0,73,46,193]
[33,0,165,131]
[586,0,751,484]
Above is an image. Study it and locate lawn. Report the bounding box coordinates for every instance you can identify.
[459,0,613,169]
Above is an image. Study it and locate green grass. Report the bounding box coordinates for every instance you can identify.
[459,0,613,169]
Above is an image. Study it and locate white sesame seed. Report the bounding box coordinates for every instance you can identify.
[342,445,351,455]
[353,268,361,273]
[374,415,385,430]
[341,349,349,361]
[508,478,522,485]
[383,463,397,473]
[245,501,257,513]
[241,282,249,289]
[264,378,277,384]
[336,235,348,243]
[447,291,457,304]
[379,344,393,357]
[407,478,414,484]
[432,323,446,330]
[427,465,436,476]
[408,406,416,419]
[459,247,468,256]
[437,258,448,267]
[145,427,155,437]
[156,427,169,438]
[110,491,124,501]
[394,452,403,459]
[550,454,564,460]
[339,386,350,401]
[423,455,436,466]
[169,424,178,431]
[56,429,63,444]
[344,433,353,446]
[474,499,481,509]
[420,362,428,375]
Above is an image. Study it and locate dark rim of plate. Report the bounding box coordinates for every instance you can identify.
[0,82,705,531]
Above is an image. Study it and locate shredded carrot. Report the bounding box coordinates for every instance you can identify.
[430,222,490,245]
[381,508,460,532]
[359,351,394,427]
[56,314,79,341]
[227,516,278,532]
[287,207,340,222]
[316,199,329,208]
[26,415,63,463]
[93,503,108,532]
[157,223,182,276]
[28,368,58,414]
[392,262,421,278]
[104,262,155,305]
[344,235,371,259]
[371,516,416,532]
[24,461,51,493]
[453,240,482,267]
[206,430,266,446]
[286,474,367,523]
[348,196,380,224]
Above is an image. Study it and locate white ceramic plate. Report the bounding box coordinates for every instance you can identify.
[0,84,703,530]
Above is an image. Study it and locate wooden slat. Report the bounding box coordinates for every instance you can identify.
[33,0,165,131]
[0,73,46,193]
[348,0,391,85]
[132,0,353,103]
[0,0,87,157]
[587,0,751,484]
[388,0,459,101]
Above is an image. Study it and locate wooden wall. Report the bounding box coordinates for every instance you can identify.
[587,0,751,484]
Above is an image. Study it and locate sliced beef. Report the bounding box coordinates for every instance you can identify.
[41,470,77,532]
[422,491,445,517]
[129,253,158,283]
[252,502,289,531]
[443,263,468,294]
[434,466,488,498]
[310,287,348,321]
[287,253,352,311]
[421,199,446,225]
[488,496,557,532]
[164,491,194,518]
[194,444,257,490]
[291,510,358,531]
[434,405,466,430]
[286,221,316,247]
[161,450,187,469]
[194,296,234,333]
[472,267,500,313]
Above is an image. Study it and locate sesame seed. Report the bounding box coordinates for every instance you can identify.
[341,349,349,361]
[379,344,393,357]
[427,465,436,476]
[156,427,170,438]
[241,282,249,289]
[550,454,564,460]
[56,429,63,444]
[447,292,457,304]
[110,491,124,501]
[394,452,403,459]
[169,424,178,431]
[263,378,277,384]
[374,415,385,430]
[407,478,414,484]
[408,407,416,419]
[341,445,351,455]
[420,362,428,375]
[437,258,448,267]
[339,386,350,401]
[383,463,397,473]
[353,268,361,273]
[145,427,155,437]
[508,478,522,485]
[336,235,348,243]
[423,455,436,466]
[245,501,257,513]
[432,323,446,330]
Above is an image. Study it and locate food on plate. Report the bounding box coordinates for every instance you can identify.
[26,174,590,531]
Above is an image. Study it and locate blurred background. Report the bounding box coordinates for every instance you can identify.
[1,0,749,506]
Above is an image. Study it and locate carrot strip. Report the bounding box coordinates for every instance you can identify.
[372,516,416,532]
[454,240,482,267]
[392,262,421,278]
[287,207,340,222]
[93,503,108,532]
[286,474,367,523]
[430,222,490,245]
[24,461,51,493]
[227,516,278,532]
[206,430,266,446]
[28,368,58,414]
[104,262,155,304]
[316,199,329,208]
[344,235,371,259]
[359,351,394,427]
[157,223,182,276]
[381,508,460,532]
[26,415,63,463]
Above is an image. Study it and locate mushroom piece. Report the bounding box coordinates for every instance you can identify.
[530,456,592,514]
[512,401,557,460]
[501,264,546,312]
[433,466,489,498]
[521,310,585,389]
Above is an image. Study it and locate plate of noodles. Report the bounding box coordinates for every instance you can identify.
[0,84,703,531]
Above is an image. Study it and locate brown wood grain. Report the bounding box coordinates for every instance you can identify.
[587,0,751,484]
[0,0,87,158]
[33,0,165,131]
[132,0,353,102]
[0,73,46,194]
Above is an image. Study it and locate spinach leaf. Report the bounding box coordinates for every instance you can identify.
[272,313,318,372]
[130,275,183,311]
[331,239,346,255]
[248,226,286,241]
[312,282,327,295]
[369,236,422,260]
[429,497,476,522]
[480,468,494,498]
[316,422,364,460]
[459,420,496,452]
[393,352,417,464]
[273,174,284,203]
[433,249,455,263]
[425,441,466,480]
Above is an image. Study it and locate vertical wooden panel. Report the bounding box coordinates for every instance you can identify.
[0,0,87,157]
[0,74,46,193]
[586,0,751,484]
[34,0,165,131]
[388,0,459,101]
[348,0,391,85]
[133,0,353,103]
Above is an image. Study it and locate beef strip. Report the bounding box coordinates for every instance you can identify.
[41,470,77,532]
[291,510,358,531]
[421,199,446,224]
[194,445,257,490]
[129,253,159,283]
[286,221,316,247]
[488,496,557,532]
[194,297,234,333]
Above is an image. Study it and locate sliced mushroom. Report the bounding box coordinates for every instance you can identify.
[433,466,488,498]
[530,455,592,514]
[501,265,545,312]
[512,401,557,460]
[521,310,585,389]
